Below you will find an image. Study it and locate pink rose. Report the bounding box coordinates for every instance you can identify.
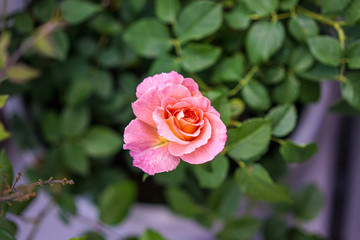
[123,71,227,175]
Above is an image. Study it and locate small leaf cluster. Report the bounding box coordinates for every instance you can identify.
[1,0,360,239]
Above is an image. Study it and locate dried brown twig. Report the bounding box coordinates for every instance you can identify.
[0,172,74,214]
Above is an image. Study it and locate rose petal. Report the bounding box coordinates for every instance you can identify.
[153,107,189,145]
[168,118,212,156]
[180,113,227,164]
[136,71,184,98]
[123,119,180,175]
[162,97,179,109]
[182,97,221,117]
[159,84,192,100]
[182,78,203,97]
[132,88,161,128]
[166,116,186,141]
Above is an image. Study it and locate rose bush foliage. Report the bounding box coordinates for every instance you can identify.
[1,0,360,239]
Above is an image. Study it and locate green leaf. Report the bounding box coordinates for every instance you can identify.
[273,38,294,64]
[0,123,10,142]
[40,111,62,143]
[56,193,77,215]
[6,64,40,83]
[279,0,299,11]
[345,0,360,25]
[140,229,166,240]
[14,13,34,33]
[0,230,16,240]
[33,33,58,58]
[193,155,229,189]
[175,1,222,44]
[0,95,8,109]
[89,14,122,35]
[266,104,297,137]
[235,164,291,203]
[65,79,93,106]
[347,40,360,69]
[319,0,351,13]
[208,89,231,124]
[97,47,121,68]
[289,46,315,74]
[129,0,147,14]
[165,187,201,217]
[242,0,278,16]
[76,38,97,58]
[241,80,271,111]
[0,32,10,69]
[263,217,287,240]
[230,98,245,118]
[90,70,113,99]
[155,0,180,23]
[33,0,55,22]
[61,0,101,25]
[330,99,360,116]
[148,55,181,75]
[52,30,70,61]
[225,3,251,30]
[294,184,323,221]
[63,142,89,176]
[227,118,271,161]
[182,43,221,72]
[61,106,90,138]
[272,74,300,104]
[99,180,137,225]
[300,80,320,103]
[280,140,318,163]
[0,150,13,186]
[246,21,285,64]
[124,19,172,58]
[218,217,261,240]
[0,218,17,236]
[153,162,187,186]
[262,66,286,85]
[209,180,241,218]
[342,73,360,110]
[212,54,245,83]
[80,232,104,240]
[299,63,339,81]
[307,36,342,67]
[288,15,319,42]
[70,236,87,240]
[82,126,123,158]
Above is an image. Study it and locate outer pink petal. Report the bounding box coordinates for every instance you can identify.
[159,84,192,100]
[132,88,160,128]
[182,78,203,97]
[181,113,227,164]
[168,118,212,156]
[153,107,189,145]
[136,71,184,98]
[123,119,180,175]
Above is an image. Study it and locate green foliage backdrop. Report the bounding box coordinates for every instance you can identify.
[1,0,360,239]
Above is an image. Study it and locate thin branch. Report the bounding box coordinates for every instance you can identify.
[0,21,64,82]
[229,66,259,96]
[0,173,74,203]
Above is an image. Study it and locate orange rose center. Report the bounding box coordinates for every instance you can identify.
[165,106,202,141]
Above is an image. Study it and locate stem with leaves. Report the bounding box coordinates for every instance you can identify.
[229,66,259,96]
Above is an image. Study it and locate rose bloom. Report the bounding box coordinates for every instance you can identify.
[123,71,227,175]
